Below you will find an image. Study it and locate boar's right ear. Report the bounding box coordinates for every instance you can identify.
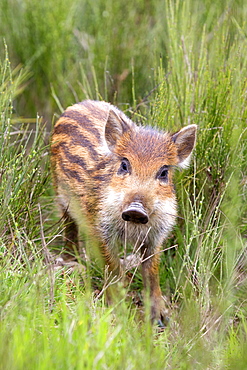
[105,108,129,150]
[171,124,197,169]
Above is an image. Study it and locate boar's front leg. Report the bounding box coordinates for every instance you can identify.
[100,244,122,276]
[62,209,79,260]
[141,246,168,327]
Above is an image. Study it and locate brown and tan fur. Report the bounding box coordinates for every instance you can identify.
[50,99,197,326]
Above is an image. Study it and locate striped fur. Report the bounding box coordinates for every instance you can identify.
[51,99,197,325]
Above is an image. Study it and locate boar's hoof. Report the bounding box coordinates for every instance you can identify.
[157,319,165,328]
[156,316,170,329]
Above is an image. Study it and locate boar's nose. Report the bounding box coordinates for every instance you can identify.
[122,202,149,224]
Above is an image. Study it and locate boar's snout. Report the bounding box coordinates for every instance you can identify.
[122,202,148,224]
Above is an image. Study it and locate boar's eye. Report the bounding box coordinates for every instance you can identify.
[156,165,169,182]
[118,158,131,175]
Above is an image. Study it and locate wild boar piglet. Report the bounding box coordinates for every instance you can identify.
[51,100,197,326]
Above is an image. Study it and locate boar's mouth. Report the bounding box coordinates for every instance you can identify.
[122,202,148,224]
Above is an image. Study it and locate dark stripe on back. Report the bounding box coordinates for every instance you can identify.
[58,156,84,183]
[93,158,113,171]
[53,142,112,183]
[91,174,110,182]
[53,124,99,161]
[66,168,84,182]
[56,142,88,172]
[61,110,101,140]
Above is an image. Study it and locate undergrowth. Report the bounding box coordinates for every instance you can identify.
[0,0,247,369]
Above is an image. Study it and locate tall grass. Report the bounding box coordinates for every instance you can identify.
[0,0,247,368]
[0,0,159,118]
[0,47,49,275]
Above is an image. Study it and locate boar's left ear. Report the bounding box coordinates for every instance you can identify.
[105,108,129,150]
[171,124,197,169]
